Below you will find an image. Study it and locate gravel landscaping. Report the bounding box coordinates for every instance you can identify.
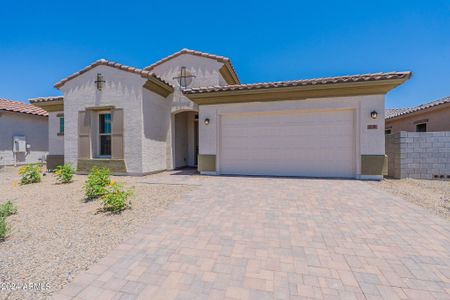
[367,178,450,219]
[0,166,193,300]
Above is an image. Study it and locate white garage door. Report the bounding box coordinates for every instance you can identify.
[219,109,355,178]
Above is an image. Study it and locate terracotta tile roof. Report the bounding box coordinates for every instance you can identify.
[54,59,174,89]
[144,48,240,83]
[29,96,64,104]
[385,108,410,119]
[386,95,450,119]
[0,98,48,117]
[183,71,412,94]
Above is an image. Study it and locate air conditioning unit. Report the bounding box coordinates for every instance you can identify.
[13,136,26,153]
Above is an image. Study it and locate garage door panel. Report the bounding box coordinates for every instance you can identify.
[220,109,355,178]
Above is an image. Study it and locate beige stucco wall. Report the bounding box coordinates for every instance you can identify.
[58,55,230,174]
[151,54,227,113]
[199,94,385,179]
[0,111,48,165]
[60,65,147,173]
[152,53,228,170]
[48,112,64,155]
[142,88,171,173]
[386,104,450,133]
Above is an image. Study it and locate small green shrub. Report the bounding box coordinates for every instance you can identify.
[18,164,42,185]
[0,217,9,241]
[54,164,75,184]
[84,167,111,200]
[0,201,17,218]
[101,182,133,213]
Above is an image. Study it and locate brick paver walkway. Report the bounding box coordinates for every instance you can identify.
[54,173,450,299]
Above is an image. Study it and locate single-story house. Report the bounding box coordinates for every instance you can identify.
[31,48,411,179]
[385,96,450,134]
[0,98,48,166]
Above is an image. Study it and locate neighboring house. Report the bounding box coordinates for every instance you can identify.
[385,96,450,134]
[0,98,48,166]
[385,96,450,179]
[31,48,411,179]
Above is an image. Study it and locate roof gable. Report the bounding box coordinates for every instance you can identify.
[144,49,240,85]
[54,59,173,90]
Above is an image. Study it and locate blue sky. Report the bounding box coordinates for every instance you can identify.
[1,0,449,108]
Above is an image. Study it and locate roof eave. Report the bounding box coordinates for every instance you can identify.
[143,76,175,98]
[219,62,240,85]
[0,109,48,117]
[185,78,409,105]
[31,99,64,112]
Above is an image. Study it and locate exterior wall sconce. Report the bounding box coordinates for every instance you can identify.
[204,118,210,125]
[370,110,378,119]
[95,73,106,91]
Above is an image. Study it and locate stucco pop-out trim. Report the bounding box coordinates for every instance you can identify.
[361,155,388,176]
[198,155,216,172]
[47,155,64,170]
[77,159,127,173]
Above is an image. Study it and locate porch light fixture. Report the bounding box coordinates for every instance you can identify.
[95,73,106,91]
[204,118,210,125]
[370,110,378,119]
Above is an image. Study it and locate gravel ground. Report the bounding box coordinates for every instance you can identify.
[367,178,450,219]
[0,166,193,300]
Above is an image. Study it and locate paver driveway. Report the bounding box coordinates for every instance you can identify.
[54,172,450,300]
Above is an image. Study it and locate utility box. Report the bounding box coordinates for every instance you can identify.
[13,136,26,152]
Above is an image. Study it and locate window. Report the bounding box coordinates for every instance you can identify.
[59,117,64,134]
[57,116,64,135]
[99,113,112,156]
[416,123,427,132]
[385,129,391,135]
[56,113,64,136]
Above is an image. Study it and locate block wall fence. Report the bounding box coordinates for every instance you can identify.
[386,131,450,179]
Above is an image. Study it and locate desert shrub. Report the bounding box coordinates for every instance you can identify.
[18,164,41,185]
[54,164,75,184]
[101,182,133,213]
[84,167,111,200]
[0,201,17,218]
[0,217,8,240]
[0,201,17,241]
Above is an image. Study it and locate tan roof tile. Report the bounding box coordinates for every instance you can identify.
[0,98,48,117]
[183,71,412,94]
[385,108,410,118]
[54,59,173,89]
[29,96,64,104]
[386,96,450,119]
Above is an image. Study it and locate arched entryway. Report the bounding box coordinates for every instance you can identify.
[173,110,198,169]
